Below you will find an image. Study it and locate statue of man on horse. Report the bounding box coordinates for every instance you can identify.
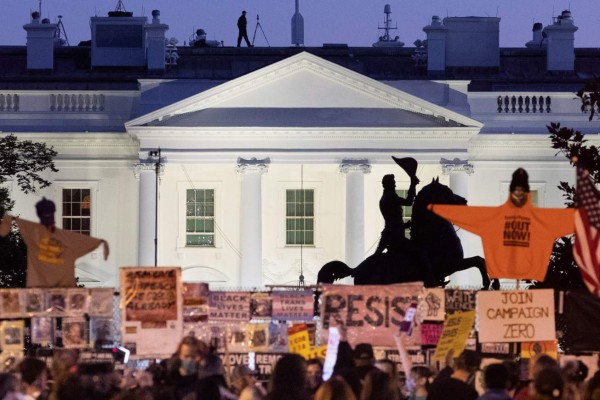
[317,157,491,288]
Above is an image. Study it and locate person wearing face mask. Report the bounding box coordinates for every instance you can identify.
[165,336,205,399]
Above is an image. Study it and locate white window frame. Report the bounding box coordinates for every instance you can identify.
[177,181,222,249]
[278,182,320,248]
[54,181,99,236]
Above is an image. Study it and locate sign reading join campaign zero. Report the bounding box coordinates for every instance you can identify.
[477,290,555,343]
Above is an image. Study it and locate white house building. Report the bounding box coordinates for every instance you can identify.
[2,10,599,289]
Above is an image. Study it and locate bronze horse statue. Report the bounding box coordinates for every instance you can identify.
[317,178,493,288]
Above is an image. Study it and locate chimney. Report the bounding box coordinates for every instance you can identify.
[544,10,578,71]
[423,16,447,72]
[291,0,304,46]
[525,22,546,48]
[23,12,57,70]
[145,10,169,71]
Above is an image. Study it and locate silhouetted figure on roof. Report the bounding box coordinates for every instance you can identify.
[237,11,253,47]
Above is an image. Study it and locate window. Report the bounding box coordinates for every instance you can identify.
[186,189,215,246]
[396,189,413,238]
[286,189,314,245]
[62,189,91,235]
[529,190,539,207]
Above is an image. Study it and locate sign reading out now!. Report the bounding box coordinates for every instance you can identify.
[477,289,555,343]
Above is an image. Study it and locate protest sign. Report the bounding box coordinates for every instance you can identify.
[445,289,476,314]
[420,322,443,346]
[320,283,423,347]
[250,292,273,319]
[120,267,182,358]
[288,323,311,357]
[272,290,314,322]
[422,288,445,321]
[209,291,250,322]
[477,290,555,343]
[182,282,209,323]
[432,310,475,362]
[521,340,558,359]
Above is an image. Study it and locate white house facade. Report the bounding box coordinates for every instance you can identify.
[2,11,599,289]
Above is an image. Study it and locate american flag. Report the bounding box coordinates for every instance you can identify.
[573,166,600,296]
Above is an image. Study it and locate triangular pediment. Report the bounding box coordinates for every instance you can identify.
[126,52,482,130]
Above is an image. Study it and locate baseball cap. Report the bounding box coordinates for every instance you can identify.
[353,343,374,360]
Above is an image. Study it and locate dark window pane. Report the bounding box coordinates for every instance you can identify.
[63,189,72,202]
[72,219,81,231]
[63,218,71,230]
[82,219,90,231]
[73,189,81,202]
[63,203,71,216]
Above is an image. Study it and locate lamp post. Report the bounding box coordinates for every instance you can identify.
[148,148,163,266]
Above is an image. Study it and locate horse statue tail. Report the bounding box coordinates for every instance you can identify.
[317,260,353,284]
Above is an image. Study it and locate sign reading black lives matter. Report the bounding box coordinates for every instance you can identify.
[209,291,250,322]
[477,290,555,343]
[120,267,182,358]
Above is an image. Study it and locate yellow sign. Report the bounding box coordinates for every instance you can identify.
[305,345,327,360]
[432,310,476,362]
[288,324,311,356]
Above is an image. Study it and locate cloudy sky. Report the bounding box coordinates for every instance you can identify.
[2,0,598,48]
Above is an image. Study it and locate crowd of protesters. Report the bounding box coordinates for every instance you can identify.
[1,331,599,400]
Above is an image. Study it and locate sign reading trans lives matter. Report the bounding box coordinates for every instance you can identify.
[477,290,555,343]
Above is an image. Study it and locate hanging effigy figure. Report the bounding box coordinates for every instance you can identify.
[0,197,109,287]
[428,168,575,281]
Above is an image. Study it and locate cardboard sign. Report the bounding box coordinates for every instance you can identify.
[272,290,314,322]
[120,267,182,358]
[422,288,445,321]
[182,282,209,323]
[288,323,311,356]
[477,290,555,343]
[421,322,443,346]
[320,283,423,347]
[445,289,476,314]
[121,268,179,323]
[209,291,251,322]
[432,310,476,362]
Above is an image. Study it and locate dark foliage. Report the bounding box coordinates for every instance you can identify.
[532,91,600,291]
[0,134,58,288]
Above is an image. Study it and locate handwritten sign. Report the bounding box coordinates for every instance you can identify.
[320,283,423,347]
[122,268,178,323]
[272,290,314,321]
[119,267,182,358]
[421,322,443,346]
[432,310,475,361]
[288,323,311,356]
[445,289,476,314]
[209,291,250,322]
[477,290,555,343]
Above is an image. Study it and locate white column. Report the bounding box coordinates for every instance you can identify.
[237,157,270,288]
[440,158,478,287]
[340,159,371,274]
[134,162,162,266]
